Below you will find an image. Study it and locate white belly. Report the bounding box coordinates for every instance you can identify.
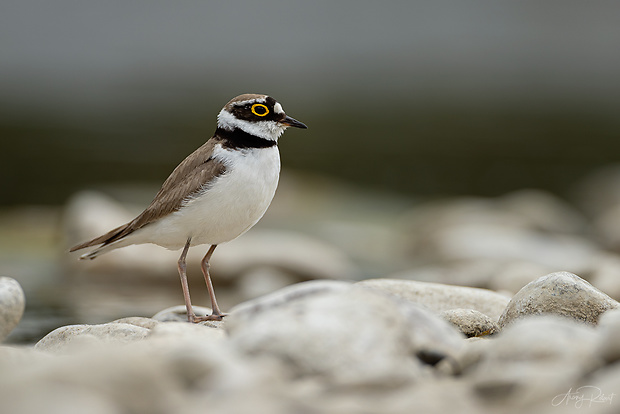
[131,145,280,249]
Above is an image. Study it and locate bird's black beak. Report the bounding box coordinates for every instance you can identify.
[282,115,308,129]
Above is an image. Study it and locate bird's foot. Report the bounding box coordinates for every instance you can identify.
[188,312,227,323]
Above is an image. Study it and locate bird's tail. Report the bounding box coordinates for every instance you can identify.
[77,242,124,260]
[69,223,131,260]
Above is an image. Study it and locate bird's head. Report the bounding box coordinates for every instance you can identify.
[217,94,307,141]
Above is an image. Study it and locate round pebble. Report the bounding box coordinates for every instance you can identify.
[0,277,26,342]
[441,309,498,337]
[498,271,619,328]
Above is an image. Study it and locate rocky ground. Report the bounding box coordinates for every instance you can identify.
[1,273,619,414]
[3,167,620,413]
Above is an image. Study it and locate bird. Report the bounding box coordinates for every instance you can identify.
[70,94,307,322]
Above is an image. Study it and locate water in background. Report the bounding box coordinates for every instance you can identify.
[2,0,620,205]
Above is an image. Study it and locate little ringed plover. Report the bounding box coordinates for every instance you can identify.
[70,94,307,322]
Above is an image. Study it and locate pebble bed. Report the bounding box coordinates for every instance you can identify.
[4,170,620,413]
[1,271,619,414]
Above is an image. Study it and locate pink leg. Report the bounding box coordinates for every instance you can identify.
[177,238,197,322]
[196,244,226,321]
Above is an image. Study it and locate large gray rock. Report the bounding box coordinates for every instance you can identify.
[498,272,619,328]
[0,277,25,342]
[226,280,465,387]
[35,323,150,354]
[357,278,510,321]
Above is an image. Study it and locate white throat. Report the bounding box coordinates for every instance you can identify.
[217,109,286,141]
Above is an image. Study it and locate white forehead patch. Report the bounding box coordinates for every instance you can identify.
[274,102,284,114]
[232,97,267,107]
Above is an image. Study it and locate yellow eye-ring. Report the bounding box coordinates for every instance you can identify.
[251,103,269,117]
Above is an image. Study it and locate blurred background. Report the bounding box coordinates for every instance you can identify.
[2,0,620,343]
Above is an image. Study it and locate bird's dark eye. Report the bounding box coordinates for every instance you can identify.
[251,103,269,117]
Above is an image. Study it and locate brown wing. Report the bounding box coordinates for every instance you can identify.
[70,138,227,251]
